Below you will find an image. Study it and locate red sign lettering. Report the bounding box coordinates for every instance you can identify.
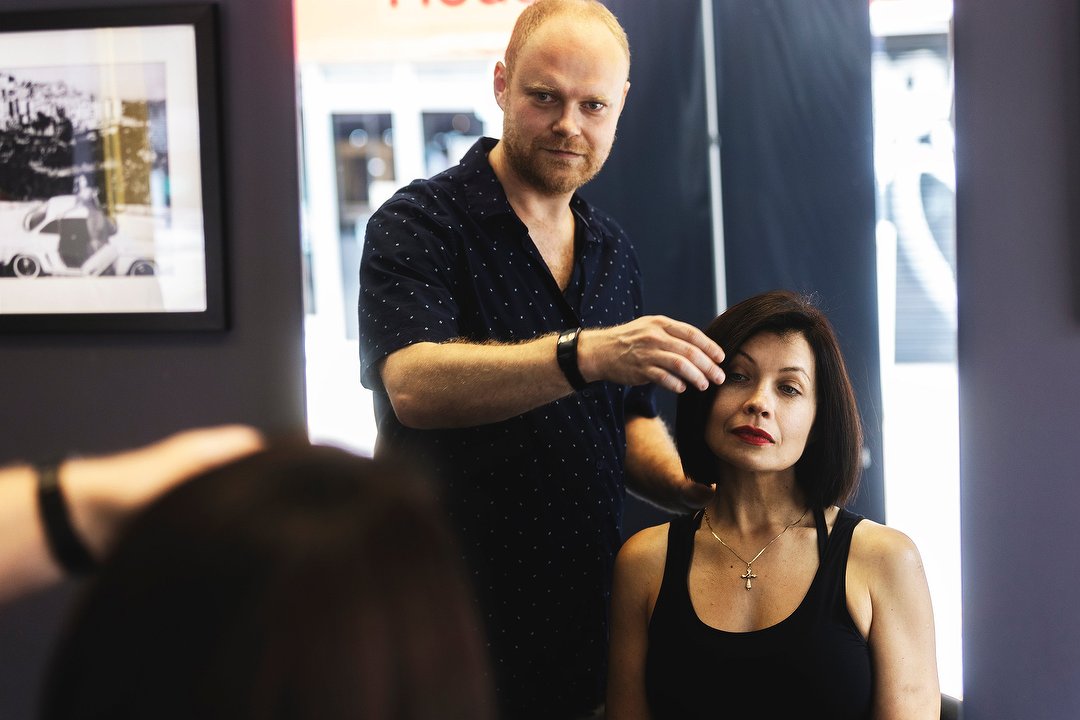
[389,0,530,7]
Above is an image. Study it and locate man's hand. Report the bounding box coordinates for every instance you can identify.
[668,476,715,514]
[624,415,714,514]
[577,315,725,393]
[629,472,715,516]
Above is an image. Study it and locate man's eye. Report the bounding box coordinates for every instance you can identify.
[583,102,605,112]
[534,92,554,103]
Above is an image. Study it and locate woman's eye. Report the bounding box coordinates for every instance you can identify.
[727,372,749,383]
[779,384,801,397]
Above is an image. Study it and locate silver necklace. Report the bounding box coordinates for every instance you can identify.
[702,506,809,590]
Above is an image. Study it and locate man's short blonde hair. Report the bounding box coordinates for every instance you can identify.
[504,0,630,79]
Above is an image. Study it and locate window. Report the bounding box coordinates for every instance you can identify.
[871,0,961,698]
[294,0,513,455]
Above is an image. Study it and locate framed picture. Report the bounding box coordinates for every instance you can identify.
[0,4,224,331]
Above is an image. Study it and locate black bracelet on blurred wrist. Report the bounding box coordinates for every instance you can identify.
[36,462,96,574]
[557,327,589,391]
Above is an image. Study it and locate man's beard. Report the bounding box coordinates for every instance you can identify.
[500,121,610,196]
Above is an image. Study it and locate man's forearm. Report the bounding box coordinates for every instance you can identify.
[624,415,713,514]
[380,314,726,430]
[381,336,577,429]
[624,415,683,504]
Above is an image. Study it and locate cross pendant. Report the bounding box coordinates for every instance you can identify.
[741,565,757,590]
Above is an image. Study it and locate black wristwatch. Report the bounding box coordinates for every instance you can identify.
[556,327,589,391]
[37,462,96,574]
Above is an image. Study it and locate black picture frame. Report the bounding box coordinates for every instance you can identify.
[0,4,225,332]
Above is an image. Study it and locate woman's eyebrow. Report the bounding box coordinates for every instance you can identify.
[780,366,811,381]
[735,350,811,381]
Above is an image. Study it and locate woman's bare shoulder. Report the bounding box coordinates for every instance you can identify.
[618,522,671,567]
[848,517,926,583]
[616,520,679,588]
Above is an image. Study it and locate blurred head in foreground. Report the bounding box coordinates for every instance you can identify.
[43,443,495,720]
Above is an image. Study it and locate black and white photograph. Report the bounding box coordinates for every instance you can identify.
[0,5,223,331]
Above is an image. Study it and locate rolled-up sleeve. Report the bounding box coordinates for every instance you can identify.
[358,192,462,391]
[624,383,659,419]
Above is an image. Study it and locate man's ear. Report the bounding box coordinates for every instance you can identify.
[493,61,509,110]
[613,79,631,120]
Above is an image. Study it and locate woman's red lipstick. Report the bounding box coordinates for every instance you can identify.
[732,426,775,445]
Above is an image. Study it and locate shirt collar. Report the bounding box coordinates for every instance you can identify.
[458,137,599,243]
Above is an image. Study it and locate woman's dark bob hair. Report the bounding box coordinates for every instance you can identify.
[676,290,864,508]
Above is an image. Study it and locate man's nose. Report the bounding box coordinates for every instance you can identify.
[552,106,581,137]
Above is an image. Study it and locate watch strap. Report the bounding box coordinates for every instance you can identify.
[556,327,589,391]
[37,462,96,574]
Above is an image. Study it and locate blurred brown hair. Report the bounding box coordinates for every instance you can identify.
[42,443,495,720]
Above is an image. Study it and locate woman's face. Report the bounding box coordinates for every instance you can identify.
[705,331,818,475]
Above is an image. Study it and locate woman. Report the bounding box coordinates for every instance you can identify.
[42,443,495,720]
[607,290,939,719]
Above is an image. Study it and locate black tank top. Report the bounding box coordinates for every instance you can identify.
[644,508,871,719]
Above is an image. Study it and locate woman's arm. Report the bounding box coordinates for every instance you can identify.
[849,522,940,719]
[606,525,667,720]
[0,425,263,604]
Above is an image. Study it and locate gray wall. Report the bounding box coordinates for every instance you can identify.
[955,0,1080,717]
[0,0,306,716]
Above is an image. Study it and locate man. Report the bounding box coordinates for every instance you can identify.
[359,1,724,716]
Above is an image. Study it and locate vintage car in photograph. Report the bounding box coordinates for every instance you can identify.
[0,195,157,278]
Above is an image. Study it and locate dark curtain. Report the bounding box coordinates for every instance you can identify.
[585,0,716,331]
[583,0,715,533]
[714,0,883,521]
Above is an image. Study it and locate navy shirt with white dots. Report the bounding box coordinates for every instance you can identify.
[359,137,657,718]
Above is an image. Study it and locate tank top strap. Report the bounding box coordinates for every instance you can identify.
[825,508,865,560]
[809,507,866,612]
[813,505,828,559]
[812,507,865,561]
[652,512,701,624]
[662,512,699,584]
[829,509,864,557]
